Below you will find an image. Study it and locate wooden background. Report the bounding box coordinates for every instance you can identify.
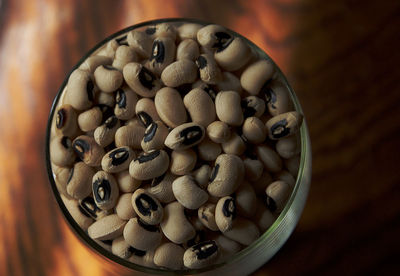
[1,0,399,275]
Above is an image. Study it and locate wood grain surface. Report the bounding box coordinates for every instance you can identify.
[1,0,399,275]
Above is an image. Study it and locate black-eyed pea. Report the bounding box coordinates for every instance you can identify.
[216,71,243,96]
[214,235,241,263]
[154,87,188,128]
[94,239,113,251]
[208,154,244,197]
[170,149,197,175]
[88,214,127,240]
[191,80,217,100]
[197,24,231,49]
[114,86,138,120]
[77,106,103,132]
[285,154,300,177]
[154,242,185,270]
[262,80,293,116]
[141,120,169,152]
[198,203,219,231]
[235,182,257,218]
[127,30,152,58]
[123,62,162,98]
[72,135,104,167]
[221,132,246,156]
[242,117,267,144]
[115,193,137,220]
[101,146,135,173]
[115,170,141,193]
[183,88,216,127]
[265,111,303,140]
[94,65,123,93]
[50,136,75,167]
[128,249,156,268]
[256,145,283,173]
[66,161,95,199]
[79,196,109,220]
[265,181,291,213]
[164,122,205,150]
[61,194,93,231]
[112,45,138,71]
[215,91,243,126]
[241,96,266,118]
[147,37,176,75]
[251,170,273,194]
[254,200,275,232]
[145,23,177,41]
[274,170,296,187]
[114,123,145,149]
[276,135,301,159]
[94,116,120,148]
[112,236,134,259]
[215,196,236,232]
[160,60,198,88]
[79,55,113,73]
[132,188,163,225]
[243,158,263,181]
[240,59,275,95]
[54,104,79,137]
[95,91,115,107]
[178,23,202,41]
[123,217,162,251]
[222,217,260,246]
[191,164,211,189]
[53,165,71,198]
[183,240,219,269]
[160,201,196,244]
[177,39,200,61]
[129,150,170,180]
[135,98,161,127]
[99,39,119,58]
[92,171,119,210]
[65,69,95,111]
[196,53,221,84]
[172,175,209,210]
[214,36,251,71]
[206,121,231,144]
[197,137,221,161]
[147,172,176,204]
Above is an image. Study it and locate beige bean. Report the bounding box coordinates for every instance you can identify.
[215,196,236,232]
[262,80,293,116]
[145,23,177,40]
[123,62,162,98]
[128,250,156,268]
[50,136,76,167]
[214,37,251,71]
[95,91,115,107]
[114,86,138,120]
[256,145,283,173]
[221,132,246,156]
[78,106,102,132]
[147,37,176,75]
[160,201,196,244]
[172,175,209,210]
[206,121,231,143]
[164,122,205,150]
[65,69,95,111]
[66,162,94,199]
[243,158,263,181]
[141,120,169,152]
[94,239,113,251]
[79,55,112,73]
[197,137,221,161]
[115,193,137,220]
[235,182,257,218]
[154,242,185,270]
[196,53,221,84]
[135,98,161,127]
[170,149,197,175]
[254,200,275,232]
[101,146,135,173]
[123,217,162,251]
[161,59,198,87]
[72,135,104,167]
[154,87,187,128]
[114,123,145,149]
[112,236,133,259]
[214,235,241,263]
[129,150,170,180]
[177,39,200,61]
[191,164,211,189]
[132,188,163,225]
[265,111,303,140]
[251,170,273,194]
[242,117,267,144]
[242,96,266,118]
[94,116,121,148]
[92,171,119,210]
[94,65,123,93]
[208,154,244,197]
[276,135,301,159]
[115,170,142,193]
[146,172,177,204]
[285,154,300,177]
[54,104,79,138]
[53,165,71,198]
[223,217,260,246]
[61,195,93,231]
[112,45,138,71]
[183,87,216,127]
[88,214,127,240]
[183,240,219,269]
[265,180,291,213]
[178,23,202,41]
[198,203,219,231]
[192,79,217,100]
[99,39,119,58]
[197,24,230,49]
[215,91,243,126]
[274,170,296,187]
[216,71,242,95]
[240,59,275,95]
[127,30,152,58]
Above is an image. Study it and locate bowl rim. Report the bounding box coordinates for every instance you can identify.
[45,17,310,275]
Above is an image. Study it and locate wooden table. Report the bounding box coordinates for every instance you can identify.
[1,0,399,275]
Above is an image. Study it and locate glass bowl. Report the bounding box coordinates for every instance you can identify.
[45,18,311,275]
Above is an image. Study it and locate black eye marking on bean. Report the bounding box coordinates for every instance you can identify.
[214,32,233,52]
[209,164,219,182]
[135,193,158,216]
[137,218,159,232]
[145,27,156,35]
[78,205,92,218]
[93,178,111,202]
[180,126,203,145]
[102,239,113,246]
[203,86,216,100]
[222,198,236,219]
[56,109,66,129]
[241,99,257,118]
[201,210,209,221]
[98,104,114,123]
[67,166,74,184]
[138,66,156,90]
[266,196,277,212]
[192,240,218,260]
[137,111,153,127]
[72,139,90,160]
[150,40,165,63]
[196,55,207,69]
[86,80,94,102]
[186,230,205,248]
[143,122,158,143]
[264,88,277,109]
[60,136,70,149]
[109,148,129,166]
[270,119,290,138]
[151,172,166,187]
[115,35,128,46]
[135,150,160,163]
[103,65,118,71]
[115,88,126,109]
[105,116,118,129]
[128,246,146,257]
[79,196,100,219]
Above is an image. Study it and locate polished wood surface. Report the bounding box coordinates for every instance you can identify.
[1,0,399,275]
